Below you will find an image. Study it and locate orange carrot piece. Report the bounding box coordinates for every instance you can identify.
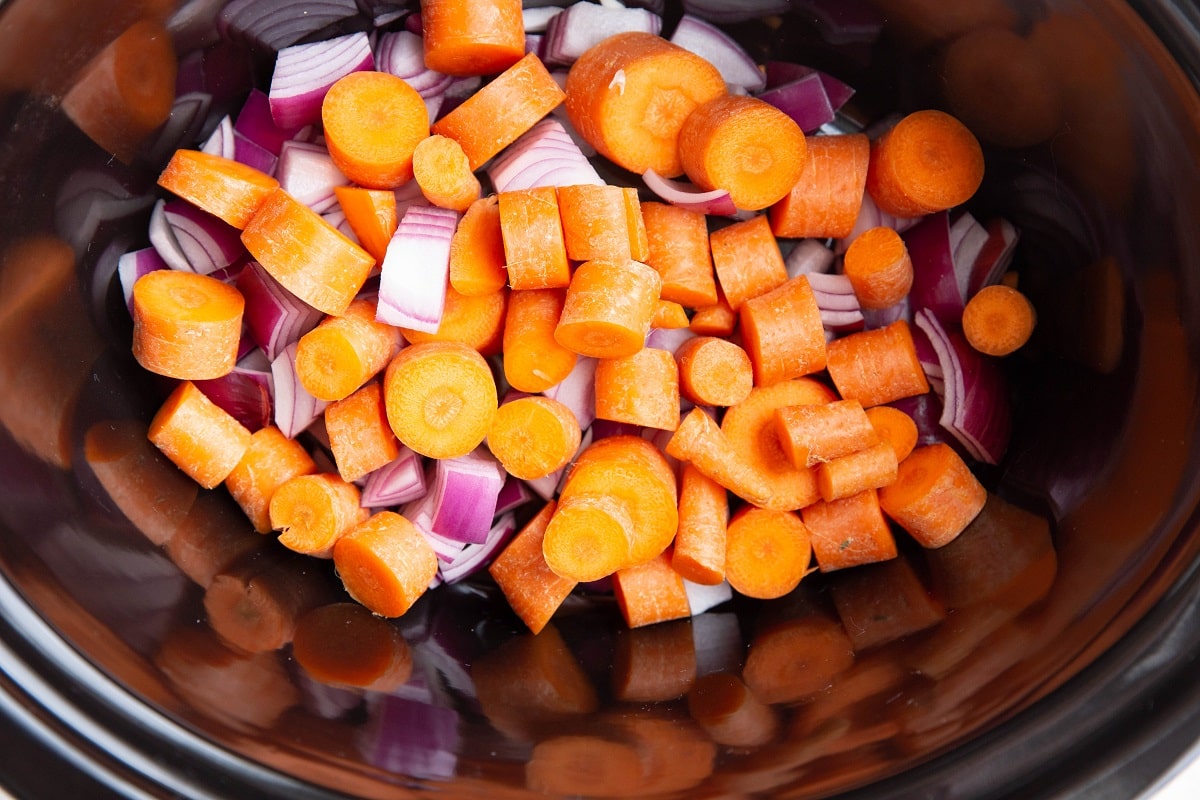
[131,270,244,380]
[412,133,481,212]
[671,463,729,585]
[332,510,439,617]
[499,186,571,290]
[678,94,808,211]
[667,407,780,509]
[420,0,525,77]
[269,472,367,558]
[294,297,403,402]
[487,395,582,480]
[383,340,498,459]
[817,440,899,502]
[842,226,914,310]
[225,425,318,533]
[557,183,634,262]
[641,201,718,308]
[688,284,736,337]
[399,285,508,357]
[542,491,635,582]
[825,320,930,408]
[325,382,401,483]
[768,133,870,239]
[612,620,696,702]
[292,602,413,691]
[502,288,578,392]
[594,346,680,431]
[554,258,662,359]
[774,398,879,468]
[241,187,376,316]
[613,552,692,628]
[431,51,565,170]
[878,443,987,548]
[333,185,398,264]
[148,380,253,489]
[687,672,779,749]
[675,335,753,408]
[321,70,430,189]
[564,31,727,177]
[623,187,650,262]
[158,149,280,230]
[742,613,855,704]
[961,284,1037,356]
[488,500,578,634]
[651,299,690,330]
[724,506,812,600]
[709,214,789,312]
[801,489,898,572]
[739,274,828,386]
[449,195,508,296]
[865,405,919,462]
[866,109,986,218]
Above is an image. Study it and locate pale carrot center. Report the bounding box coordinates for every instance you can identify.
[642,88,690,139]
[737,144,772,175]
[423,388,464,429]
[167,283,209,311]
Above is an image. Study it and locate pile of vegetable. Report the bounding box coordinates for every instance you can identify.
[110,0,1035,633]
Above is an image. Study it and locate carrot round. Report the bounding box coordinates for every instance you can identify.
[557,183,634,263]
[269,472,367,558]
[158,149,280,230]
[564,31,728,177]
[651,299,690,330]
[131,270,244,380]
[224,425,318,533]
[399,285,508,357]
[332,510,438,618]
[688,286,736,338]
[420,0,525,77]
[488,500,577,634]
[815,440,899,503]
[724,506,812,600]
[739,274,828,386]
[383,340,498,459]
[769,133,870,240]
[595,346,680,431]
[321,70,430,189]
[878,443,987,548]
[678,94,808,211]
[148,380,253,490]
[502,288,578,392]
[292,602,413,691]
[542,491,636,582]
[866,405,920,462]
[641,201,718,308]
[775,399,879,469]
[613,552,692,629]
[294,298,402,402]
[825,320,930,408]
[450,195,508,296]
[675,336,753,408]
[961,284,1037,356]
[842,226,914,310]
[487,396,582,480]
[325,382,401,483]
[554,259,662,359]
[866,109,986,217]
[801,489,898,572]
[709,214,790,313]
[499,186,571,290]
[671,463,729,586]
[333,185,398,264]
[412,134,481,212]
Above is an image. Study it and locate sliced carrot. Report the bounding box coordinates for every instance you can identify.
[801,489,898,572]
[651,299,690,330]
[158,149,280,230]
[554,258,662,359]
[487,396,582,481]
[775,398,879,469]
[294,297,402,402]
[817,440,899,502]
[412,133,481,212]
[332,510,439,617]
[502,288,577,393]
[724,506,812,600]
[499,186,571,290]
[420,0,525,77]
[613,619,696,701]
[827,556,945,652]
[557,183,634,262]
[623,187,650,262]
[292,602,413,691]
[641,201,718,308]
[666,407,780,510]
[675,335,753,408]
[382,340,498,459]
[449,195,508,296]
[241,187,376,316]
[865,405,919,462]
[678,94,808,211]
[488,500,578,634]
[269,472,368,558]
[594,346,680,431]
[224,425,318,533]
[148,380,253,489]
[961,284,1037,356]
[131,269,244,380]
[564,31,727,177]
[866,109,986,218]
[431,51,566,170]
[709,214,789,312]
[324,382,401,483]
[825,320,930,408]
[671,462,729,585]
[842,226,914,310]
[768,133,870,239]
[739,274,828,386]
[613,551,692,628]
[742,613,855,704]
[333,185,398,264]
[542,490,635,583]
[687,672,779,749]
[688,284,736,337]
[877,443,987,548]
[399,285,508,357]
[321,70,430,189]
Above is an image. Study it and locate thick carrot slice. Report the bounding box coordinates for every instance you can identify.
[724,506,812,600]
[542,491,636,582]
[842,226,914,310]
[224,425,318,533]
[801,489,898,572]
[768,133,870,239]
[488,500,577,634]
[666,407,780,510]
[431,51,565,170]
[241,187,376,316]
[826,320,930,408]
[449,195,508,296]
[325,382,401,483]
[613,620,696,701]
[866,405,919,462]
[687,672,779,748]
[623,187,650,262]
[412,134,481,212]
[651,299,690,330]
[557,183,634,262]
[564,31,727,177]
[613,552,692,628]
[321,70,430,189]
[383,340,498,459]
[688,284,736,337]
[675,336,753,408]
[292,602,413,690]
[499,186,571,290]
[878,443,987,548]
[817,440,899,502]
[487,396,582,481]
[866,109,986,217]
[554,259,662,359]
[158,149,280,230]
[961,284,1037,356]
[641,201,718,308]
[332,510,438,617]
[269,472,367,558]
[595,346,680,431]
[775,399,879,469]
[742,613,855,704]
[131,270,244,380]
[294,297,402,402]
[739,274,828,386]
[678,94,808,211]
[502,288,578,392]
[148,380,253,489]
[671,462,728,585]
[399,285,508,357]
[333,185,398,264]
[709,214,789,312]
[420,0,525,77]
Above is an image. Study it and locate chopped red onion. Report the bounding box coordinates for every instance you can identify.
[684,579,732,615]
[361,447,427,508]
[200,114,237,160]
[269,31,375,130]
[235,88,303,156]
[681,0,790,24]
[439,512,518,584]
[542,1,662,67]
[763,61,856,112]
[276,140,350,214]
[147,199,193,272]
[360,695,459,781]
[359,0,408,28]
[543,355,598,430]
[523,5,563,32]
[233,131,278,175]
[757,72,836,133]
[487,118,602,193]
[161,199,247,275]
[494,476,536,516]
[860,299,911,331]
[820,308,865,332]
[888,393,949,450]
[806,271,857,307]
[376,205,458,332]
[118,248,168,311]
[193,355,274,432]
[374,31,454,98]
[237,261,324,361]
[642,168,737,216]
[669,14,765,92]
[949,211,990,302]
[270,341,328,438]
[418,449,507,545]
[591,419,643,440]
[784,238,836,278]
[910,316,943,385]
[218,0,361,52]
[968,217,1020,298]
[905,212,964,324]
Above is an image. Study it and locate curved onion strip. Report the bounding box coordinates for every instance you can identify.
[439,513,517,583]
[670,14,765,92]
[276,140,350,213]
[361,447,427,508]
[270,340,328,439]
[161,199,246,274]
[642,168,738,216]
[269,31,374,129]
[237,260,323,361]
[542,2,662,67]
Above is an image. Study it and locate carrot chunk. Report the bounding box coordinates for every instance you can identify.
[294,297,402,402]
[825,320,930,408]
[398,285,508,357]
[667,407,780,510]
[148,380,253,489]
[499,186,571,290]
[488,500,577,634]
[878,443,987,548]
[865,405,920,462]
[801,489,898,571]
[325,382,401,483]
[502,288,579,392]
[131,270,244,380]
[487,396,582,481]
[557,183,635,262]
[768,133,870,240]
[412,133,481,212]
[651,299,690,330]
[739,274,828,386]
[554,259,662,359]
[321,70,430,189]
[842,226,915,311]
[333,186,398,264]
[724,506,812,600]
[420,0,525,77]
[641,201,718,308]
[158,149,280,230]
[613,552,692,628]
[332,510,439,617]
[671,463,729,586]
[675,336,753,408]
[450,195,508,296]
[866,109,986,217]
[542,491,636,582]
[270,472,367,558]
[961,284,1037,356]
[816,440,899,502]
[775,399,879,469]
[594,346,681,431]
[709,214,789,312]
[224,425,318,533]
